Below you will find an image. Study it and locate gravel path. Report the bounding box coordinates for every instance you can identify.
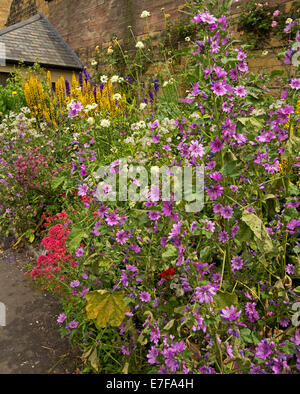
[0,236,80,374]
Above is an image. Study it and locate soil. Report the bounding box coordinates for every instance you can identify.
[0,236,81,374]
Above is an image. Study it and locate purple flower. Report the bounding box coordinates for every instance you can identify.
[105,212,120,226]
[116,230,129,245]
[207,183,224,200]
[218,230,229,243]
[220,305,242,321]
[147,346,159,364]
[220,206,234,219]
[279,317,290,328]
[211,81,227,96]
[231,256,244,271]
[57,313,67,323]
[193,284,217,303]
[70,280,80,288]
[168,222,182,239]
[235,85,247,97]
[245,302,260,322]
[290,78,300,90]
[210,138,223,153]
[75,247,84,257]
[286,264,295,275]
[68,320,79,329]
[255,338,275,360]
[139,291,151,302]
[148,211,161,221]
[78,183,88,197]
[189,140,205,158]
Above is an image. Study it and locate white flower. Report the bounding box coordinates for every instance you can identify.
[190,112,200,119]
[110,75,119,83]
[136,41,144,49]
[118,77,124,83]
[141,10,150,18]
[286,18,293,24]
[91,60,98,66]
[113,93,122,101]
[185,37,191,42]
[87,117,95,125]
[100,119,110,128]
[100,75,108,83]
[262,50,268,56]
[139,103,147,110]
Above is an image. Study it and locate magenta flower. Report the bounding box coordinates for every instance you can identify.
[189,140,205,158]
[231,256,244,271]
[193,284,217,303]
[220,305,242,321]
[210,138,223,153]
[235,85,247,97]
[206,183,224,200]
[139,291,151,302]
[70,280,80,288]
[148,210,161,221]
[116,230,129,245]
[68,321,79,329]
[105,212,120,226]
[290,78,300,90]
[57,313,67,323]
[255,339,275,360]
[220,206,234,219]
[75,247,84,257]
[168,221,182,239]
[147,346,159,364]
[211,81,227,96]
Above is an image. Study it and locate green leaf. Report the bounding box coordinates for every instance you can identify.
[50,176,65,190]
[241,210,273,252]
[85,290,130,328]
[67,226,88,252]
[214,291,239,310]
[162,244,177,260]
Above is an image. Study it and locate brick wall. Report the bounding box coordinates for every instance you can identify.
[4,0,298,80]
[5,0,183,66]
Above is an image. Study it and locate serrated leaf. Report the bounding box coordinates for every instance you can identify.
[85,290,130,328]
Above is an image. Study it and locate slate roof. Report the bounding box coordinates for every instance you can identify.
[0,13,83,70]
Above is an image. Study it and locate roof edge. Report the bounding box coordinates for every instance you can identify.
[4,58,83,71]
[0,14,41,36]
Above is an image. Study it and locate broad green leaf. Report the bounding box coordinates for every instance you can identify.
[241,210,273,252]
[214,291,239,310]
[85,290,130,328]
[67,226,88,252]
[162,244,177,260]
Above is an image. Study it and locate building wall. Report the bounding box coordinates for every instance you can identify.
[0,0,13,29]
[5,0,183,66]
[3,0,298,81]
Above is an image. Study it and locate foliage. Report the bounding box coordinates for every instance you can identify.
[0,0,300,375]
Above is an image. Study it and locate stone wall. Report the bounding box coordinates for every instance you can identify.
[0,0,13,29]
